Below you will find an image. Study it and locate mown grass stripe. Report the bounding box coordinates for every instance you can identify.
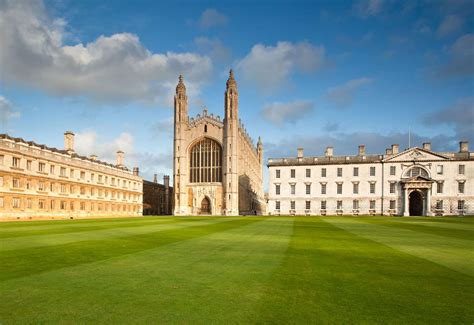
[387,218,474,231]
[325,217,474,277]
[0,218,261,282]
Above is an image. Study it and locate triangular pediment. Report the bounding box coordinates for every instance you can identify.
[385,147,450,162]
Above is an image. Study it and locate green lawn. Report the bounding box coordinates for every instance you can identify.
[1,216,473,324]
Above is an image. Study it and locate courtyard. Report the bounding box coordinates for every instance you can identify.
[0,216,473,323]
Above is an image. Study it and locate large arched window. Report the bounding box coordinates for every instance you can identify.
[190,138,222,183]
[403,166,429,178]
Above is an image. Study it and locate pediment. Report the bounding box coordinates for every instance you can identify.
[385,147,450,162]
[401,175,435,183]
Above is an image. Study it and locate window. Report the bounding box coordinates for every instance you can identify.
[370,166,376,176]
[80,187,85,195]
[50,165,55,174]
[98,175,103,183]
[337,200,343,210]
[321,168,326,177]
[0,176,3,187]
[437,182,443,194]
[353,167,359,177]
[306,169,311,177]
[27,198,32,209]
[38,181,45,191]
[275,201,280,210]
[61,184,67,193]
[80,171,86,180]
[27,160,32,170]
[370,183,376,194]
[290,169,295,178]
[353,183,359,194]
[51,200,55,210]
[70,185,74,194]
[321,183,327,195]
[290,184,295,195]
[353,200,359,209]
[39,200,45,209]
[306,184,311,195]
[458,164,465,175]
[337,183,342,194]
[337,168,342,177]
[26,179,31,190]
[436,200,443,210]
[458,200,465,210]
[12,178,20,188]
[390,182,396,194]
[458,182,465,194]
[12,197,20,208]
[70,169,75,178]
[404,167,428,178]
[60,201,67,210]
[390,166,396,176]
[12,157,20,168]
[306,201,311,210]
[50,183,54,192]
[60,167,66,177]
[80,202,86,210]
[436,165,443,175]
[274,184,281,195]
[276,169,280,178]
[189,138,222,183]
[370,200,376,210]
[290,201,295,210]
[0,155,4,165]
[0,197,3,208]
[91,173,95,182]
[321,201,327,209]
[390,200,396,209]
[70,202,74,211]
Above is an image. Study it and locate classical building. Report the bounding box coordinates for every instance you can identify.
[267,142,473,216]
[143,174,173,215]
[173,71,266,215]
[0,132,143,220]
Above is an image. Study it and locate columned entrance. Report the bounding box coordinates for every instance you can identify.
[409,190,423,216]
[200,197,211,215]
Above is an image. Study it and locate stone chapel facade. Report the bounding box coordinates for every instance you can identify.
[173,71,266,216]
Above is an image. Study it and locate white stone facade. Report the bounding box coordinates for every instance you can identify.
[267,142,473,216]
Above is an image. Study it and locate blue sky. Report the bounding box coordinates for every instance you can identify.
[0,0,473,185]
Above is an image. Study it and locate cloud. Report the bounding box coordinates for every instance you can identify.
[198,9,228,29]
[261,101,314,125]
[194,37,231,63]
[326,77,372,108]
[432,33,474,79]
[423,97,474,141]
[354,0,384,18]
[0,96,21,127]
[151,117,174,137]
[437,15,464,37]
[0,0,213,104]
[236,41,325,92]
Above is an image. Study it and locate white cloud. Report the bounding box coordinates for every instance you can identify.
[261,101,314,125]
[236,41,325,92]
[354,0,384,18]
[326,78,372,108]
[0,0,213,104]
[433,33,474,79]
[0,96,21,127]
[194,37,231,62]
[198,9,228,29]
[437,15,464,37]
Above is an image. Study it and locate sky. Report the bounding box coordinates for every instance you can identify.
[0,0,473,187]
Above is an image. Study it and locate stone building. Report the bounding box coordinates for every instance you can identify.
[0,132,143,220]
[173,70,266,215]
[267,142,473,216]
[143,174,173,215]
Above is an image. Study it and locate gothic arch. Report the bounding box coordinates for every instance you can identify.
[189,137,223,183]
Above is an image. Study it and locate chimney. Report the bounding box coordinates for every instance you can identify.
[386,148,393,156]
[90,154,97,161]
[325,146,333,158]
[459,141,469,153]
[133,167,139,176]
[297,147,304,158]
[358,145,366,156]
[116,150,124,166]
[391,144,399,155]
[153,174,158,183]
[423,142,431,151]
[164,175,170,188]
[64,131,75,153]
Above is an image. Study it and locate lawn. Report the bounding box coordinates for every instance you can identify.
[0,216,473,324]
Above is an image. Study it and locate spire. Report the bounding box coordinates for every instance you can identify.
[176,74,186,95]
[226,69,237,90]
[257,136,263,147]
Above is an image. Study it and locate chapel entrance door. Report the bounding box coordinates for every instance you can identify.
[409,190,423,216]
[200,197,211,215]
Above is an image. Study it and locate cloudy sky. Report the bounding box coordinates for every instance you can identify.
[0,0,473,186]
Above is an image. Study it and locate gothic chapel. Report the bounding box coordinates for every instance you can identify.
[173,70,266,215]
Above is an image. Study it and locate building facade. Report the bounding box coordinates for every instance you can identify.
[267,142,473,216]
[0,132,143,220]
[173,71,265,215]
[143,174,173,215]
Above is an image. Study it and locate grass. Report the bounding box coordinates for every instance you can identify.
[0,216,473,324]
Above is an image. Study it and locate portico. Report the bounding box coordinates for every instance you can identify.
[402,176,434,216]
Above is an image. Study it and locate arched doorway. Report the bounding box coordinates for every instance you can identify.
[200,197,211,215]
[409,191,423,216]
